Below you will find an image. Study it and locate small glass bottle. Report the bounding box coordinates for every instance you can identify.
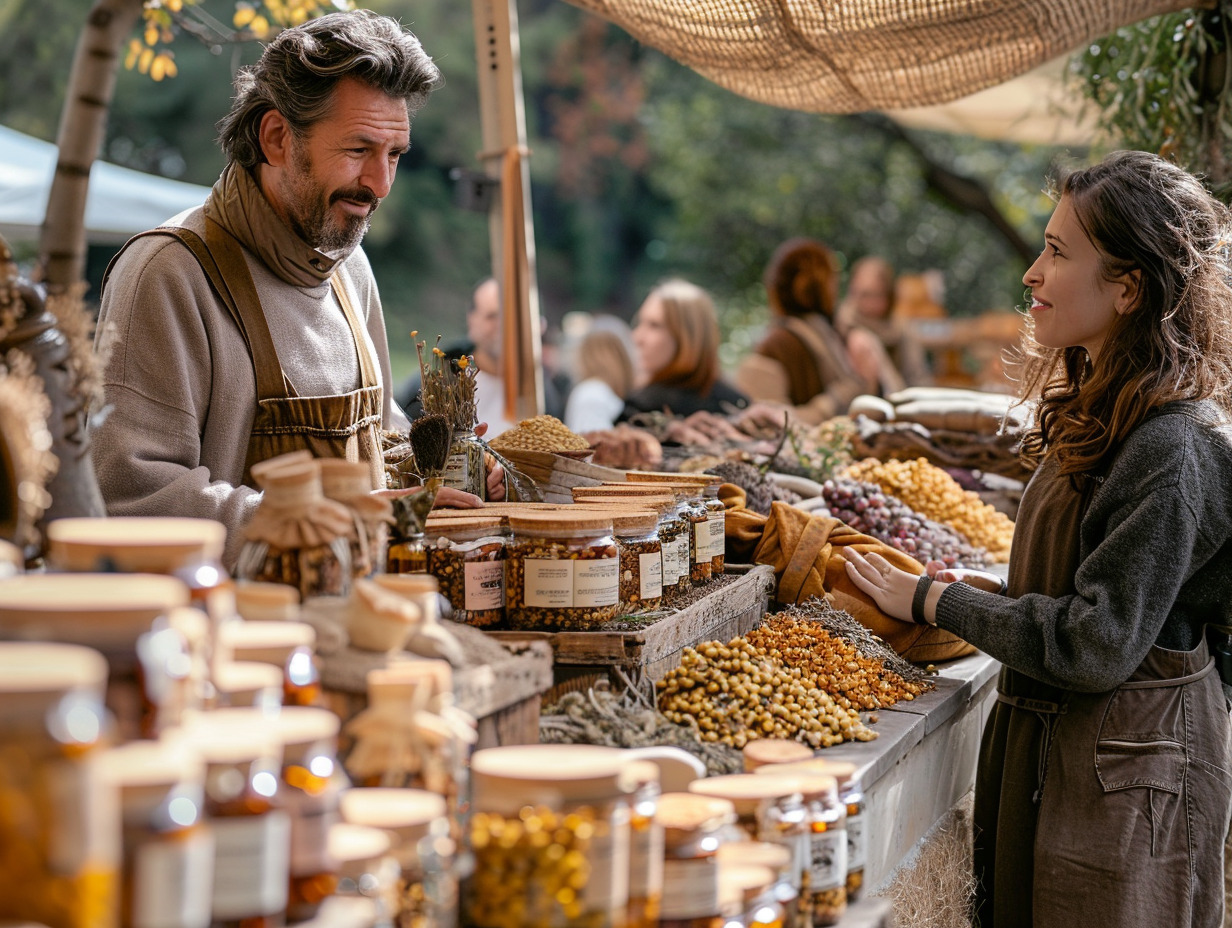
[719,864,782,928]
[99,740,213,928]
[328,822,395,916]
[179,712,290,928]
[741,739,814,774]
[217,620,320,708]
[624,760,664,928]
[423,515,507,627]
[0,643,119,928]
[234,581,300,622]
[505,512,621,630]
[267,707,347,922]
[717,842,798,928]
[609,510,663,613]
[798,776,846,927]
[655,792,734,928]
[211,661,284,712]
[623,474,714,584]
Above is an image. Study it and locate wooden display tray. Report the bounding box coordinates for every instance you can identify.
[498,448,630,502]
[487,564,775,688]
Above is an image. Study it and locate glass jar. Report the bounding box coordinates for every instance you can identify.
[319,458,392,580]
[423,515,507,628]
[339,787,456,928]
[434,429,486,499]
[212,661,284,712]
[466,744,635,928]
[799,776,846,927]
[99,741,213,928]
[624,760,664,928]
[387,531,429,575]
[655,792,734,928]
[0,573,193,740]
[236,461,354,600]
[718,863,782,928]
[699,479,726,577]
[265,707,347,922]
[328,822,395,915]
[234,581,300,622]
[686,776,809,897]
[717,842,798,928]
[505,513,621,629]
[0,642,119,928]
[608,511,663,613]
[623,474,715,584]
[178,711,290,928]
[216,620,320,708]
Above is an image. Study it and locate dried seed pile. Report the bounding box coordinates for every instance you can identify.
[489,415,590,453]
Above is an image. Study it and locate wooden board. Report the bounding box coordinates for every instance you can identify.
[488,564,775,684]
[499,449,630,502]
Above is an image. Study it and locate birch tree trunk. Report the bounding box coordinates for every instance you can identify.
[39,0,144,292]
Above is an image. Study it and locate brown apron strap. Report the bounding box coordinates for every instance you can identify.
[997,692,1066,714]
[329,272,379,391]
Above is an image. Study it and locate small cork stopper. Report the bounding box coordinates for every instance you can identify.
[235,580,300,622]
[716,840,792,872]
[742,738,814,772]
[755,758,860,788]
[318,458,375,501]
[571,495,675,515]
[260,461,324,509]
[507,511,615,534]
[47,516,226,573]
[655,792,735,831]
[250,450,314,489]
[0,642,108,693]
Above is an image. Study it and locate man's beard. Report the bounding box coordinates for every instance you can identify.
[282,142,378,252]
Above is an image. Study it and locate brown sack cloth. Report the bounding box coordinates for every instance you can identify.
[724,490,974,664]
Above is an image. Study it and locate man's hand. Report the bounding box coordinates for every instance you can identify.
[373,485,485,508]
[485,454,506,501]
[733,402,796,438]
[583,425,663,470]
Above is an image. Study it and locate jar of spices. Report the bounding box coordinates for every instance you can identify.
[386,529,428,575]
[718,863,782,928]
[466,744,635,928]
[687,775,810,899]
[423,515,506,627]
[607,510,663,613]
[624,760,664,928]
[99,740,213,928]
[339,787,456,928]
[319,458,393,580]
[698,478,727,576]
[236,461,354,600]
[0,573,194,740]
[0,643,119,928]
[655,792,734,928]
[177,711,290,928]
[505,512,621,629]
[717,842,798,928]
[217,620,320,708]
[624,474,718,584]
[266,707,347,922]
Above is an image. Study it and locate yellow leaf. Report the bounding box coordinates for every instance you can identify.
[124,40,141,70]
[250,14,270,37]
[138,47,155,74]
[165,0,183,10]
[144,24,159,46]
[232,5,256,27]
[150,56,167,81]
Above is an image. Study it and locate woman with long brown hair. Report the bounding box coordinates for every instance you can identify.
[844,150,1232,927]
[622,278,748,418]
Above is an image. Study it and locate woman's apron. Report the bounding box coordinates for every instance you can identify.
[157,217,385,490]
[975,458,1232,928]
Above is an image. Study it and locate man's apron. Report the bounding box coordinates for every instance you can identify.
[145,217,385,490]
[974,459,1232,928]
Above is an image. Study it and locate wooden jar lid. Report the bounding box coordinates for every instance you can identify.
[47,517,225,573]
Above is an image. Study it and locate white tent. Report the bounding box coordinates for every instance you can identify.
[0,124,211,245]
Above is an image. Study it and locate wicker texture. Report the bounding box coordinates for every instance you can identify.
[563,0,1199,112]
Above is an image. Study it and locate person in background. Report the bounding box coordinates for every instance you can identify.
[461,276,517,439]
[564,328,635,433]
[836,255,931,389]
[91,11,497,568]
[621,278,749,420]
[733,237,868,425]
[844,150,1232,927]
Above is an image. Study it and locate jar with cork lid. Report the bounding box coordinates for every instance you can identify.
[0,642,119,928]
[717,842,799,928]
[625,473,717,584]
[466,744,636,928]
[212,660,284,711]
[235,581,300,622]
[319,457,393,580]
[339,787,456,928]
[0,572,194,740]
[654,792,733,928]
[177,710,290,928]
[607,510,663,613]
[505,512,620,629]
[741,739,814,773]
[423,514,506,628]
[217,619,320,708]
[718,863,782,928]
[624,760,664,928]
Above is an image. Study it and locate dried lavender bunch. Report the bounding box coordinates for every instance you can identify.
[413,331,478,431]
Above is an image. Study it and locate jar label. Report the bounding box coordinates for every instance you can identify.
[707,513,726,558]
[133,830,214,928]
[524,559,575,607]
[442,449,470,489]
[847,815,866,870]
[211,811,292,917]
[661,537,688,585]
[692,521,709,562]
[638,552,663,601]
[810,828,847,891]
[660,856,719,918]
[464,559,505,611]
[573,557,619,607]
[628,820,665,897]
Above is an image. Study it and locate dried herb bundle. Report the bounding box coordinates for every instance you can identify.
[413,332,477,432]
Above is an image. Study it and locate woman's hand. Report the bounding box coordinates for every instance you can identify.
[842,549,919,624]
[925,561,1004,592]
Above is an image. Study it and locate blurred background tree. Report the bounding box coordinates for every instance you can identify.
[0,0,1075,383]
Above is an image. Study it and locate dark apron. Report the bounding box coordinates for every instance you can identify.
[974,459,1232,927]
[130,218,385,491]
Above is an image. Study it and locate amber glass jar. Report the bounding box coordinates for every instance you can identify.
[505,513,620,629]
[717,842,798,928]
[718,863,782,928]
[623,760,664,928]
[217,620,320,708]
[99,740,212,928]
[0,643,119,928]
[467,744,635,928]
[655,792,734,928]
[179,711,290,928]
[423,515,507,627]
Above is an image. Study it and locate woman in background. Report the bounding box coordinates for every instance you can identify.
[836,255,931,388]
[564,328,635,433]
[621,278,748,419]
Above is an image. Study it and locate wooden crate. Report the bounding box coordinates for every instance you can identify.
[488,564,775,696]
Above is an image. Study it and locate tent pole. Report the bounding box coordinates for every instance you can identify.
[471,0,544,420]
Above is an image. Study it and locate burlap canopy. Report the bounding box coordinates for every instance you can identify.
[563,0,1204,113]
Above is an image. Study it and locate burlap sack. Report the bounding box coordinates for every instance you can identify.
[724,489,974,664]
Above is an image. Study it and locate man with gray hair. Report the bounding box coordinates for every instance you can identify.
[93,11,498,566]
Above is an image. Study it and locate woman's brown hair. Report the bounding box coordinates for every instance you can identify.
[643,278,722,395]
[576,329,634,398]
[1014,150,1232,476]
[764,237,840,320]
